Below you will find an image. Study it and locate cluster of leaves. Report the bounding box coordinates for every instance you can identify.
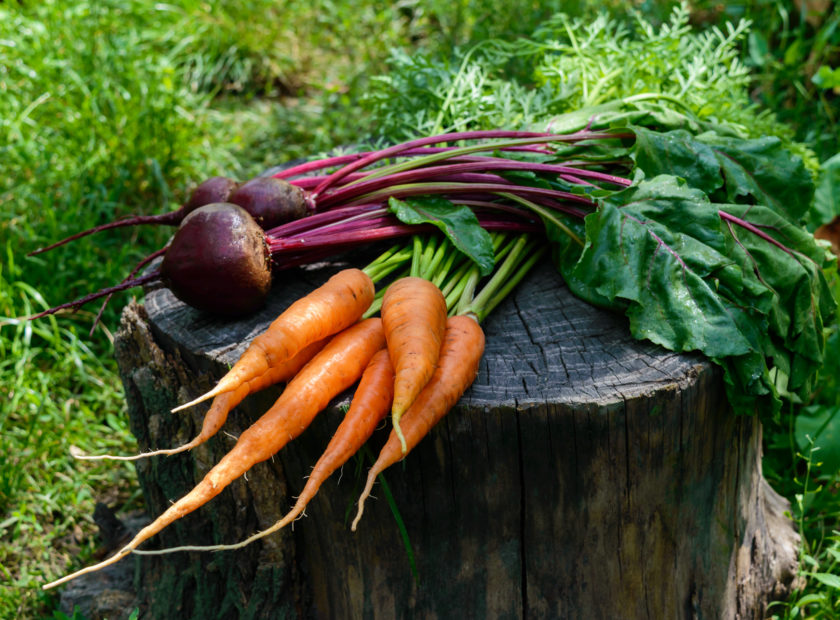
[365,118,836,422]
[362,5,798,147]
[359,3,839,422]
[547,126,834,419]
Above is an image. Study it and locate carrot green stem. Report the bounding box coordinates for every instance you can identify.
[469,235,531,311]
[362,245,413,283]
[425,236,441,274]
[479,245,546,321]
[366,255,411,284]
[363,244,402,271]
[490,233,520,267]
[410,236,423,278]
[437,232,510,307]
[363,266,411,319]
[454,269,481,316]
[431,250,462,289]
[464,235,545,321]
[420,238,449,281]
[441,260,476,307]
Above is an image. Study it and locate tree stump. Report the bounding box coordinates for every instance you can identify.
[113,259,800,619]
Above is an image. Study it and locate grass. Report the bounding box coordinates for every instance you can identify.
[0,256,140,615]
[698,0,839,162]
[0,0,837,617]
[763,274,840,618]
[0,1,407,615]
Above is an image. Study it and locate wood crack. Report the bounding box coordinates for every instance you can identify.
[514,399,528,620]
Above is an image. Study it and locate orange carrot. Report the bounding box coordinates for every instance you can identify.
[73,338,329,461]
[381,276,447,454]
[172,268,374,412]
[352,315,484,531]
[43,318,385,590]
[134,348,395,554]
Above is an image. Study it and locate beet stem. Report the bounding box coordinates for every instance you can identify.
[271,153,370,179]
[311,129,618,197]
[717,210,797,257]
[343,181,595,210]
[265,204,384,238]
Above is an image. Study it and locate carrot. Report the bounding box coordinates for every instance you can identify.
[134,348,395,554]
[381,276,447,454]
[43,318,385,590]
[72,338,329,461]
[172,268,374,412]
[351,314,484,531]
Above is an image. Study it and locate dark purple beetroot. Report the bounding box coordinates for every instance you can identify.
[229,177,308,229]
[184,176,240,213]
[161,203,272,316]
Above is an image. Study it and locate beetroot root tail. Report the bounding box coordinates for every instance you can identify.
[27,271,160,321]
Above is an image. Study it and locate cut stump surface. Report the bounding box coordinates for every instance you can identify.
[113,260,800,619]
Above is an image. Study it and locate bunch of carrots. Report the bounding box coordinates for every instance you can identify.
[44,230,543,589]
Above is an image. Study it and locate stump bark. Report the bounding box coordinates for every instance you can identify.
[113,260,800,619]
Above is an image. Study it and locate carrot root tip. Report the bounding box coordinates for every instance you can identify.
[392,416,408,456]
[70,441,197,461]
[351,474,377,532]
[171,387,224,413]
[42,547,132,590]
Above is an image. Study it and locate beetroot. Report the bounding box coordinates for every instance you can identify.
[229,177,308,229]
[161,204,272,316]
[184,176,240,213]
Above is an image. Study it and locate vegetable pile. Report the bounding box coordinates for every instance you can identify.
[33,122,836,416]
[26,3,838,592]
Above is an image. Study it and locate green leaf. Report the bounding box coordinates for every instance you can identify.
[388,196,495,275]
[631,127,723,195]
[808,153,840,230]
[630,128,815,223]
[807,572,840,590]
[564,176,753,359]
[812,65,840,90]
[722,203,835,391]
[716,203,835,412]
[558,174,834,418]
[698,133,815,222]
[795,406,840,474]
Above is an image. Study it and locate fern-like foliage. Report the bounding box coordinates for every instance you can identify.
[362,3,815,168]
